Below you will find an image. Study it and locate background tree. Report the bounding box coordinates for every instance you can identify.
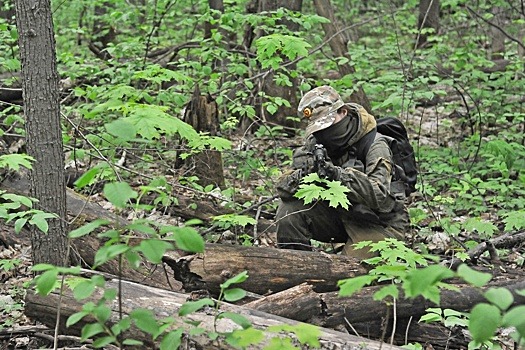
[312,0,371,111]
[255,0,303,131]
[14,0,68,266]
[416,0,440,49]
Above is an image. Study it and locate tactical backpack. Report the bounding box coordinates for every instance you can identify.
[352,117,418,196]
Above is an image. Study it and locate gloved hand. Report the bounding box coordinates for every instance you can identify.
[292,148,315,175]
[318,160,341,181]
[276,169,302,200]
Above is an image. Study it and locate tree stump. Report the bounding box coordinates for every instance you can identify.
[183,85,225,188]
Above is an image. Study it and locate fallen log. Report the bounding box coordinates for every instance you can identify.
[450,231,525,269]
[25,273,403,350]
[0,170,182,292]
[244,272,525,326]
[243,274,525,348]
[163,243,369,296]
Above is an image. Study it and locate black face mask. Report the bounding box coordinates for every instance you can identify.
[313,116,357,159]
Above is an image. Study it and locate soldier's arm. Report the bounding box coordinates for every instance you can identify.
[338,138,397,213]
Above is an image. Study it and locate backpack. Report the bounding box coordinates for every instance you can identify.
[353,117,418,196]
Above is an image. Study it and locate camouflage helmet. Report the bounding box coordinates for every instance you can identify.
[298,85,345,136]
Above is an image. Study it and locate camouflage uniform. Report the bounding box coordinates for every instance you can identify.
[276,86,409,258]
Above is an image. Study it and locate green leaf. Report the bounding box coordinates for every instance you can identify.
[484,287,514,311]
[66,311,88,327]
[223,288,247,302]
[295,182,323,205]
[137,239,172,264]
[419,309,443,323]
[93,336,116,348]
[14,217,27,234]
[29,212,56,233]
[457,264,492,287]
[338,275,376,297]
[291,323,321,347]
[172,227,205,253]
[103,182,137,209]
[373,284,399,301]
[0,154,34,171]
[81,322,104,341]
[468,303,501,343]
[502,210,525,231]
[122,339,143,346]
[31,263,55,272]
[212,214,257,228]
[93,305,112,323]
[1,193,33,208]
[35,269,59,296]
[94,244,130,267]
[463,218,498,238]
[74,166,102,189]
[73,279,97,300]
[160,329,183,350]
[321,180,351,209]
[226,327,265,348]
[178,298,214,316]
[69,219,110,238]
[105,119,137,141]
[123,105,198,140]
[218,312,252,329]
[403,265,455,301]
[220,271,249,290]
[501,305,525,334]
[130,309,160,336]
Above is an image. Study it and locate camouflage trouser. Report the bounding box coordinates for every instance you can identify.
[275,198,404,259]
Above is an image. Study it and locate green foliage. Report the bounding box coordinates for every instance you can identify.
[0,190,58,234]
[212,214,257,230]
[295,173,351,209]
[420,308,468,328]
[3,0,524,347]
[339,239,449,303]
[467,287,525,348]
[0,154,33,171]
[255,34,311,68]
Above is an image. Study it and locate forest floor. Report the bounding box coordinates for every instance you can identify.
[0,100,523,349]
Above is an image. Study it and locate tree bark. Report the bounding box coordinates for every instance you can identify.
[243,273,525,327]
[183,85,225,188]
[312,0,372,112]
[490,6,506,60]
[25,273,403,350]
[15,0,69,266]
[416,0,440,49]
[163,243,369,296]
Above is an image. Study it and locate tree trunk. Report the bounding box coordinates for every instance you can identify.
[252,0,303,133]
[416,0,440,49]
[490,6,506,60]
[0,0,15,24]
[89,2,116,60]
[244,274,525,347]
[204,0,224,40]
[312,0,372,112]
[163,243,369,296]
[25,273,403,350]
[15,0,69,266]
[183,85,225,188]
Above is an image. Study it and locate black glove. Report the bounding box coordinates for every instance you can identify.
[276,169,302,200]
[318,160,341,181]
[292,148,315,175]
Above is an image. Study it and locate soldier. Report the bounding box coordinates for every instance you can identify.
[275,85,409,258]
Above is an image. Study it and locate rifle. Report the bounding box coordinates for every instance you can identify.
[313,144,327,178]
